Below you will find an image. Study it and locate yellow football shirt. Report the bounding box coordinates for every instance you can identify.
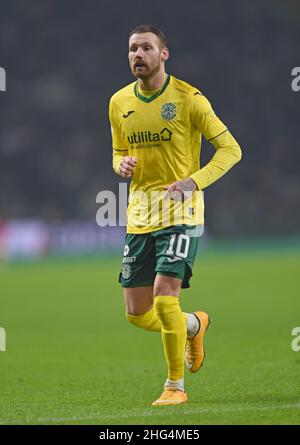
[109,74,240,234]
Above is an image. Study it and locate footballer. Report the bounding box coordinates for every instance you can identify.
[109,25,242,405]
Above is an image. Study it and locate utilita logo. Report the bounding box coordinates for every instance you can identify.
[0,67,6,92]
[127,128,172,144]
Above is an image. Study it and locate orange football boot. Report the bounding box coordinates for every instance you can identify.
[185,311,211,373]
[152,387,188,406]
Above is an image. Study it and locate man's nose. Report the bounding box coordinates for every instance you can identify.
[136,47,144,57]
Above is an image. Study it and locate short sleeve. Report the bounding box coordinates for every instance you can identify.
[190,92,227,141]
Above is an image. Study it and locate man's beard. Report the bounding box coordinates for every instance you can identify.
[133,58,161,80]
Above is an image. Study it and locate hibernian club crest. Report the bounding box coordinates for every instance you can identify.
[122,264,132,279]
[161,103,176,121]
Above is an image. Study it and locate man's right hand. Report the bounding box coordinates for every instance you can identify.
[119,156,137,178]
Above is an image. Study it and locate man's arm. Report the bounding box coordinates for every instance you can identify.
[165,92,242,197]
[190,129,242,190]
[109,98,137,177]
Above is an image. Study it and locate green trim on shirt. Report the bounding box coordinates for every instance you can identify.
[134,74,170,103]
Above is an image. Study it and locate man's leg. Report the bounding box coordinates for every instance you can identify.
[151,274,188,405]
[124,286,161,331]
[120,231,161,331]
[153,225,211,377]
[124,286,199,336]
[123,275,187,391]
[120,227,209,406]
[120,229,200,336]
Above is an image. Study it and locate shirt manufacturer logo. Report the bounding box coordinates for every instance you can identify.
[167,257,183,263]
[123,110,135,118]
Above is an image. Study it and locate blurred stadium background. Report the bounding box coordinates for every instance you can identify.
[0,0,300,259]
[0,0,300,425]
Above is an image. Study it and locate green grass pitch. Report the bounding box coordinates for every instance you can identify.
[0,244,300,425]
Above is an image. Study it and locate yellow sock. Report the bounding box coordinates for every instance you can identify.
[154,296,187,381]
[127,308,194,336]
[126,307,161,331]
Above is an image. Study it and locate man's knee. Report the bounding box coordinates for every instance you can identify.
[126,311,146,328]
[123,286,153,316]
[126,308,160,331]
[154,275,182,297]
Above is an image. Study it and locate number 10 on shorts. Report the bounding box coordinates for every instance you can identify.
[166,234,190,258]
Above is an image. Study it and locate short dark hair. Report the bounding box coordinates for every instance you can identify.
[129,25,168,49]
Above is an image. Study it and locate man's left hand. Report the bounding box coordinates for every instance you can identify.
[164,178,198,201]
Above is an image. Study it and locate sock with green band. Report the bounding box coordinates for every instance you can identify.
[154,295,187,381]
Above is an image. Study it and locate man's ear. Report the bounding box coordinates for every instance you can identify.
[161,47,169,62]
